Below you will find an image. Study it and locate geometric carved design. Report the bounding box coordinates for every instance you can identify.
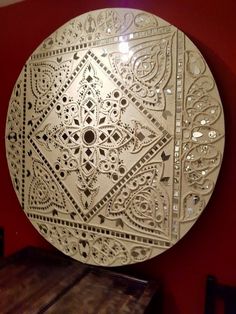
[5,8,225,266]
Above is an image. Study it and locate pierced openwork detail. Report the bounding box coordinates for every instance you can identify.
[5,8,224,266]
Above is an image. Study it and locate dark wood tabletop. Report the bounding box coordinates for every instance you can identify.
[0,247,162,314]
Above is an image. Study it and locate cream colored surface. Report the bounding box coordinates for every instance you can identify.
[0,0,24,7]
[5,8,225,266]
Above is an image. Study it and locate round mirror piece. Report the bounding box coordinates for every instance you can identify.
[5,8,225,266]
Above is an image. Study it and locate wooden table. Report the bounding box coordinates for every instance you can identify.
[0,247,162,313]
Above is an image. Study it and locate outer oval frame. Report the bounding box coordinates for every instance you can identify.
[5,8,225,266]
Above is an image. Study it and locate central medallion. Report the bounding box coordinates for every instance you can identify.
[32,53,163,215]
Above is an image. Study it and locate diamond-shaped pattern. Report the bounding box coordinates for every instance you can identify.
[86,116,92,124]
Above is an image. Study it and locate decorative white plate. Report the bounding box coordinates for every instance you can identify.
[5,8,225,266]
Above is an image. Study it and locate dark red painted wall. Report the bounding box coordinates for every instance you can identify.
[1,1,236,313]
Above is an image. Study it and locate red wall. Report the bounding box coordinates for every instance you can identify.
[1,1,236,313]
